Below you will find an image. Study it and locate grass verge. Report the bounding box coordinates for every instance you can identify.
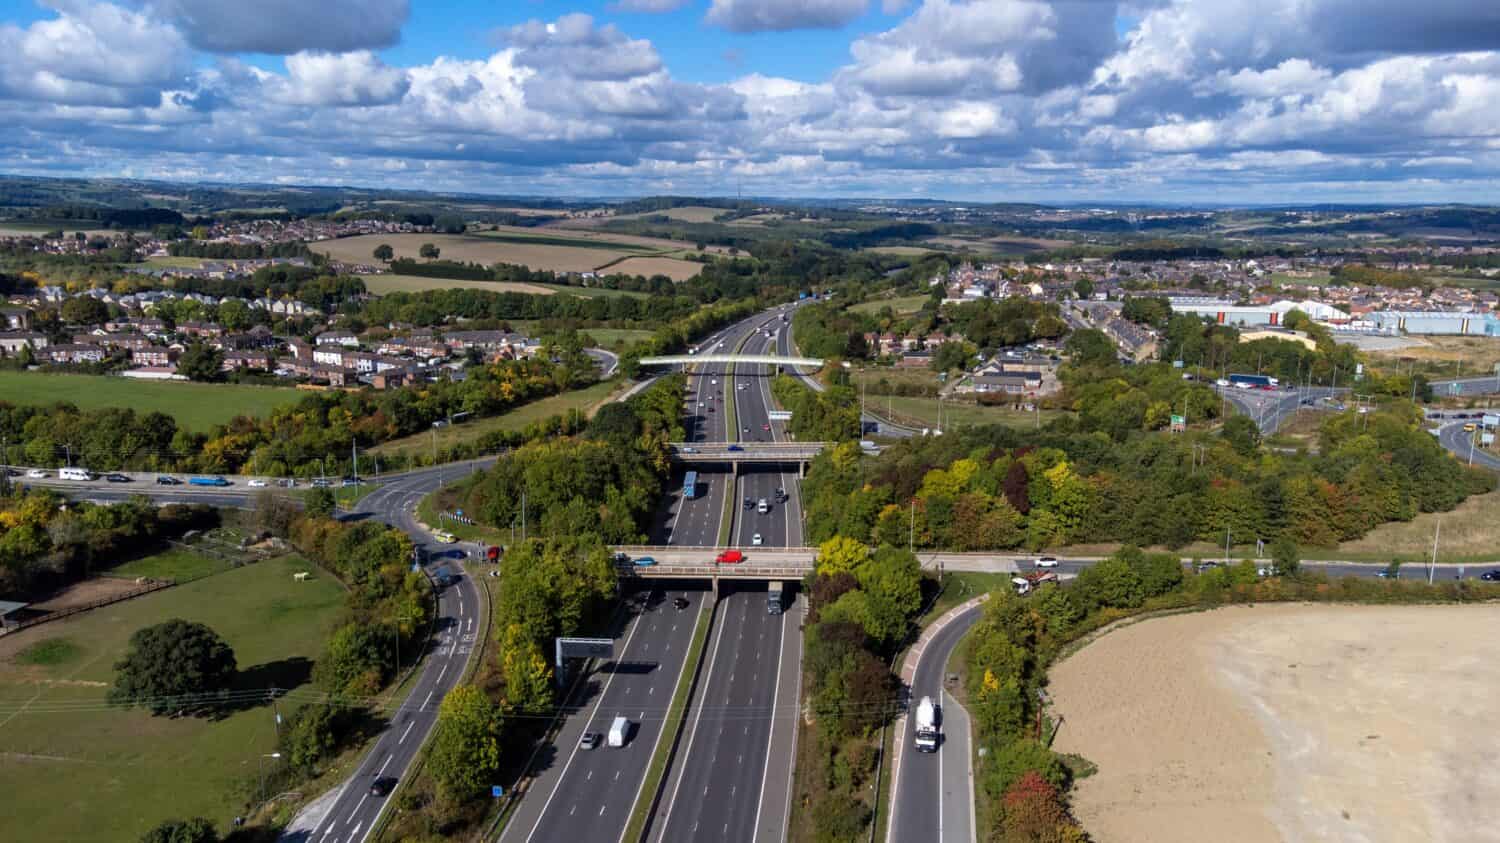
[622,598,713,843]
[370,380,622,456]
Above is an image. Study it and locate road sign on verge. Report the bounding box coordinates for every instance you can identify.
[492,785,504,798]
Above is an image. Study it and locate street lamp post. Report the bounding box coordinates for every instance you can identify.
[258,752,282,804]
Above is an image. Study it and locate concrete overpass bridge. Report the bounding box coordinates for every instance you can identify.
[638,354,824,368]
[669,441,827,471]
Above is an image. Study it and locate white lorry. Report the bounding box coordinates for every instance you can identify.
[607,715,631,748]
[913,696,939,752]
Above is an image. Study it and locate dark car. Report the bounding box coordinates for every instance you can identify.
[2,468,20,477]
[370,777,395,797]
[155,475,182,485]
[311,478,333,488]
[341,477,362,487]
[744,497,754,510]
[1376,569,1399,579]
[673,596,690,610]
[105,473,132,483]
[727,444,744,452]
[1480,571,1500,582]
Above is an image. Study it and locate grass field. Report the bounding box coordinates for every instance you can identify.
[0,372,302,431]
[602,255,704,281]
[850,294,931,316]
[316,233,631,274]
[357,274,558,296]
[869,394,1062,430]
[1366,335,1500,379]
[1268,271,1334,287]
[0,555,345,842]
[109,548,230,582]
[370,379,622,456]
[141,256,209,269]
[580,328,655,347]
[918,571,1012,626]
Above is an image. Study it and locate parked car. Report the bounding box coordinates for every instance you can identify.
[155,475,181,485]
[579,732,602,750]
[633,556,658,567]
[716,549,744,564]
[104,473,132,483]
[26,469,49,479]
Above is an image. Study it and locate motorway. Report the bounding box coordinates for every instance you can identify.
[1431,375,1500,397]
[889,603,982,843]
[509,304,806,843]
[647,309,805,843]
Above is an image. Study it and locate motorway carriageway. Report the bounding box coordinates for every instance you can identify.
[648,313,805,843]
[506,306,800,843]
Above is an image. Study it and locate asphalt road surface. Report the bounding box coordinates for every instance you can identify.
[889,604,982,843]
[1214,383,1344,434]
[284,462,487,843]
[503,585,704,843]
[1431,375,1500,397]
[1436,419,1500,472]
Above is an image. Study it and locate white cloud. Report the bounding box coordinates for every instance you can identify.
[274,51,410,107]
[705,0,869,33]
[151,0,409,55]
[0,0,189,106]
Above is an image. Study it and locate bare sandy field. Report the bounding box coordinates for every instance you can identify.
[604,256,703,281]
[314,233,629,273]
[357,274,557,296]
[1049,604,1500,843]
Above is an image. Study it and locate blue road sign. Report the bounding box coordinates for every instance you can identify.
[491,785,505,798]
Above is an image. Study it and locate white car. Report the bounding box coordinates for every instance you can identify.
[752,533,763,546]
[1035,557,1060,568]
[26,468,48,479]
[1215,378,1230,387]
[248,479,268,487]
[711,379,718,385]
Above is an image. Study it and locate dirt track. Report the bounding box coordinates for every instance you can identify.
[1048,604,1500,843]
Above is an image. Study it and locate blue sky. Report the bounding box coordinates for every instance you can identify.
[1,0,1499,202]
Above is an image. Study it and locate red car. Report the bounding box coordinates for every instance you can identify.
[716,549,744,564]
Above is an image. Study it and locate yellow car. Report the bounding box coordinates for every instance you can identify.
[433,531,457,544]
[1464,423,1477,432]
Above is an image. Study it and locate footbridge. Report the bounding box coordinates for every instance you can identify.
[638,354,824,368]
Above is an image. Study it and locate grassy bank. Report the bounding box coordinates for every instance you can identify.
[370,380,621,456]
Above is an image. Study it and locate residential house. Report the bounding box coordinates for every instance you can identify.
[0,331,48,357]
[0,306,31,330]
[131,346,177,367]
[315,329,359,347]
[177,321,224,339]
[222,350,271,371]
[44,344,106,364]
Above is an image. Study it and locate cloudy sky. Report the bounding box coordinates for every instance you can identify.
[2,0,1500,202]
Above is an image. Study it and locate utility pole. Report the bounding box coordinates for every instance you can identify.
[521,490,527,543]
[1430,518,1441,585]
[1224,526,1232,566]
[351,438,358,480]
[909,499,916,554]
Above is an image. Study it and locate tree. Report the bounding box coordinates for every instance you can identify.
[140,818,218,843]
[586,402,641,445]
[304,487,336,519]
[372,243,394,261]
[500,622,553,713]
[1072,278,1094,300]
[1221,414,1261,456]
[1063,328,1116,369]
[175,343,224,383]
[109,620,237,715]
[1270,535,1301,576]
[816,535,869,578]
[1000,770,1081,843]
[278,704,343,774]
[60,296,109,326]
[1071,556,1143,610]
[428,685,503,800]
[419,243,440,259]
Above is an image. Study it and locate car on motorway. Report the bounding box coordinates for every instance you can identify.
[1480,571,1500,582]
[743,426,751,434]
[707,406,715,413]
[633,556,657,567]
[762,423,771,431]
[1035,556,1060,568]
[104,473,132,483]
[711,379,718,385]
[579,732,602,750]
[1215,378,1230,387]
[155,475,181,485]
[673,596,690,610]
[680,446,697,454]
[716,549,744,564]
[752,533,763,546]
[1,468,18,477]
[744,496,755,510]
[727,444,743,451]
[248,478,268,487]
[697,401,705,407]
[370,777,395,797]
[432,531,457,544]
[26,468,48,479]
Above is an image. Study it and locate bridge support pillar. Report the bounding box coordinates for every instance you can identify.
[712,573,719,599]
[800,460,807,478]
[732,460,739,478]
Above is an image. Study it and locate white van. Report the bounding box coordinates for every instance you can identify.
[59,467,95,481]
[757,498,770,514]
[607,716,631,748]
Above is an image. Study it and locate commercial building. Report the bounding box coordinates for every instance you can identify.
[1167,298,1349,327]
[1367,311,1500,336]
